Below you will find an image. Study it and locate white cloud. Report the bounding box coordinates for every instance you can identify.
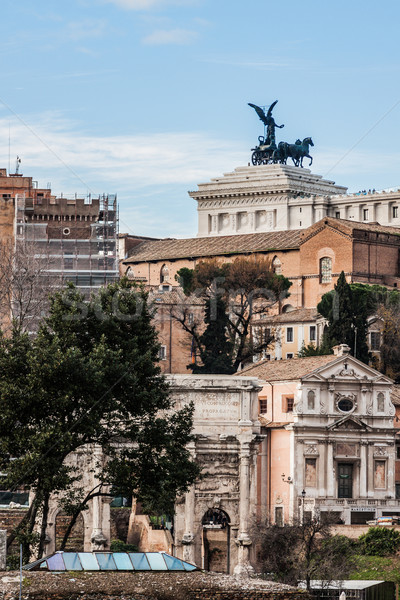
[142,27,198,45]
[0,112,245,237]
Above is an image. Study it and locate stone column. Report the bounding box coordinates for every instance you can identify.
[327,441,334,498]
[91,445,107,551]
[0,529,6,571]
[234,442,254,576]
[181,441,196,564]
[360,442,368,498]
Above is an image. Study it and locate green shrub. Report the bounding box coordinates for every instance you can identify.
[109,539,138,552]
[6,554,20,571]
[358,527,400,556]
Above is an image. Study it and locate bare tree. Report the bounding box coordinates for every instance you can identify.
[173,257,292,371]
[0,240,61,334]
[253,514,356,590]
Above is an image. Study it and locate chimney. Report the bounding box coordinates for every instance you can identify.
[332,344,351,357]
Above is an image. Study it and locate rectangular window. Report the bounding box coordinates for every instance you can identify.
[396,483,400,499]
[159,345,167,361]
[282,395,294,412]
[286,353,294,359]
[370,332,381,351]
[397,446,400,460]
[309,326,316,341]
[259,399,267,414]
[286,327,293,342]
[363,209,369,221]
[305,458,317,487]
[275,506,283,527]
[374,460,386,489]
[393,206,398,219]
[335,211,340,218]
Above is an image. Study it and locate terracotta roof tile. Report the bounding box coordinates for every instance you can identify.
[254,308,319,325]
[123,230,302,263]
[238,355,336,382]
[391,385,400,407]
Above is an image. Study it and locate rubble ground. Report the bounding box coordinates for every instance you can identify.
[0,570,305,600]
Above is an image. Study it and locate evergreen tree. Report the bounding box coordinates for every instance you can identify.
[0,279,199,560]
[191,296,234,374]
[317,272,370,363]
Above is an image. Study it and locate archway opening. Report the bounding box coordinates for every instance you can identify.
[201,508,230,573]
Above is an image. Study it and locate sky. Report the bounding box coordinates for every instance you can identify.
[1,0,400,238]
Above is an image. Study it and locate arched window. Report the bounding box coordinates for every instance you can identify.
[377,392,385,412]
[126,267,134,280]
[282,304,295,313]
[160,264,169,283]
[307,390,315,410]
[320,257,332,283]
[272,255,282,275]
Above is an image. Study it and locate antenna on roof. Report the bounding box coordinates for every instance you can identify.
[15,156,21,175]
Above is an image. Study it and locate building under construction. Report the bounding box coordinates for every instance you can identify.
[0,167,119,296]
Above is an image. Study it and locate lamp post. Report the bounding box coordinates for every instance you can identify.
[301,489,306,524]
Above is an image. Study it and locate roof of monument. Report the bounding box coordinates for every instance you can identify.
[238,355,336,382]
[124,229,303,263]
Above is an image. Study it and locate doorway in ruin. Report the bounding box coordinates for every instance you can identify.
[201,508,230,573]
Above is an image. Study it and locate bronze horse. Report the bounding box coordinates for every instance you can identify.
[275,137,314,167]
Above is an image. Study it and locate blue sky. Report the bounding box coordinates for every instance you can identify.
[1,0,400,237]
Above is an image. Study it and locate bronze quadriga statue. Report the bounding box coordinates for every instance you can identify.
[248,101,314,167]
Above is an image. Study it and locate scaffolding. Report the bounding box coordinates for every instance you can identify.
[15,191,119,295]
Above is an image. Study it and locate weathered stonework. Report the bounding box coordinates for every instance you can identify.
[0,530,6,571]
[167,374,263,575]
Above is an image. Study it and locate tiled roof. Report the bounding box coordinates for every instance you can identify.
[254,308,319,325]
[301,217,400,243]
[391,385,400,406]
[124,230,302,263]
[238,355,336,382]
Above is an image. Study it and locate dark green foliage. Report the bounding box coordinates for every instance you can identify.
[191,296,234,374]
[297,341,333,357]
[318,272,371,363]
[109,539,138,552]
[358,527,400,556]
[174,267,194,296]
[0,279,199,560]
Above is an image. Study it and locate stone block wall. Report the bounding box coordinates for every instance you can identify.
[0,530,6,570]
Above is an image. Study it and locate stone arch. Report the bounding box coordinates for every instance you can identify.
[201,508,231,573]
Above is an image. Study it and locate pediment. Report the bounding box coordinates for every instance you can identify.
[302,354,393,385]
[327,415,371,432]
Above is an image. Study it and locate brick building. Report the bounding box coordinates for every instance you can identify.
[122,217,400,371]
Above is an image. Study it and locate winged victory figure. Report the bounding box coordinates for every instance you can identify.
[248,100,284,147]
